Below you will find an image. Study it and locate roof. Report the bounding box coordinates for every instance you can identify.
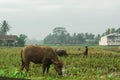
[0,35,17,40]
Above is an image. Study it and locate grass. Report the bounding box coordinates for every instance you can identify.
[0,46,120,80]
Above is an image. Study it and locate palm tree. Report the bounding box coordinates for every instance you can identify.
[0,20,10,36]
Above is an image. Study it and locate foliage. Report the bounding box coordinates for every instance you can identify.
[0,20,28,47]
[116,28,120,34]
[0,20,10,36]
[16,34,27,46]
[44,27,120,45]
[44,30,96,45]
[53,27,67,35]
[102,27,120,36]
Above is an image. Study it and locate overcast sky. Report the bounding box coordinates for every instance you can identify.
[0,0,120,40]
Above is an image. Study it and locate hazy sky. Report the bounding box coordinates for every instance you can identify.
[0,0,120,40]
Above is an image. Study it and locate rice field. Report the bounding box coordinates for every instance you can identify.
[0,46,120,80]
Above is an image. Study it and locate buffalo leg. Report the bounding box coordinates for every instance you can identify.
[24,61,30,72]
[42,64,47,76]
[46,65,50,74]
[20,60,25,71]
[25,66,29,72]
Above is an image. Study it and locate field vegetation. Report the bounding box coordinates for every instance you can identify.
[0,46,120,80]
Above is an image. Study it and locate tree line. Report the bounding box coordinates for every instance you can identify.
[1,20,120,46]
[0,20,27,46]
[44,27,120,45]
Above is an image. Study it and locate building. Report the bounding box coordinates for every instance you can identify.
[99,33,120,45]
[0,35,17,46]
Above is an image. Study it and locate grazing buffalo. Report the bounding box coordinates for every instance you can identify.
[20,46,63,76]
[55,49,68,56]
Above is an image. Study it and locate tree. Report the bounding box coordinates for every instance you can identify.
[44,33,54,44]
[53,27,67,35]
[44,27,104,45]
[0,23,2,35]
[111,28,116,33]
[0,20,10,36]
[71,33,77,44]
[94,34,101,44]
[116,28,120,33]
[65,33,71,44]
[103,28,117,36]
[16,34,27,46]
[105,28,111,35]
[58,32,66,44]
[77,33,85,44]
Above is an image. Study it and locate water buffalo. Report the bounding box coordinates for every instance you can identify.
[20,46,63,76]
[55,49,68,56]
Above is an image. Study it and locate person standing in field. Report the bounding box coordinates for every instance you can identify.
[84,46,88,56]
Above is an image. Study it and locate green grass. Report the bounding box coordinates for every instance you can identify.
[0,46,120,80]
